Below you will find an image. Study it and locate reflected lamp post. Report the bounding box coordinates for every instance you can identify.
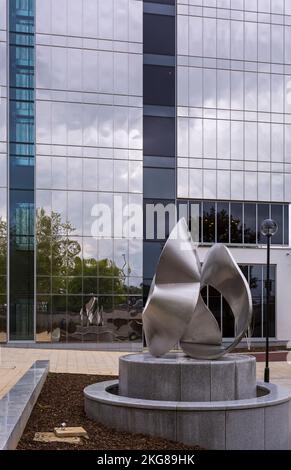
[260,219,278,383]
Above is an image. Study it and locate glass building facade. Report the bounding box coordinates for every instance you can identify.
[0,0,290,346]
[34,0,143,345]
[0,0,7,342]
[9,0,35,340]
[177,0,291,203]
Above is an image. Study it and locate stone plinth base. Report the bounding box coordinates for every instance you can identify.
[84,380,291,450]
[84,353,291,450]
[119,353,256,401]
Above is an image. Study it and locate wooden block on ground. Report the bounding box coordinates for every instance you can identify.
[54,426,88,438]
[33,432,81,444]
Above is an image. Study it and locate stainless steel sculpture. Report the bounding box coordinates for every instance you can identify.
[143,218,252,359]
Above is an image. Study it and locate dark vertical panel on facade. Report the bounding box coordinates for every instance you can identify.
[9,0,35,340]
[143,2,176,306]
[284,204,289,245]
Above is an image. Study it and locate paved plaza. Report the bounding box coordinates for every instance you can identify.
[0,347,123,398]
[0,346,291,399]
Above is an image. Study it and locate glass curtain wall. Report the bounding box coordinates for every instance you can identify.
[177,0,291,203]
[35,0,143,344]
[9,0,35,340]
[0,0,7,342]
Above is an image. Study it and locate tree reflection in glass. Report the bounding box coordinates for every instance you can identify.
[217,203,229,243]
[36,208,142,344]
[230,203,243,244]
[203,202,216,243]
[244,204,257,244]
[0,218,7,342]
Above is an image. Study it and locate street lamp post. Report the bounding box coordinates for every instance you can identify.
[260,219,278,383]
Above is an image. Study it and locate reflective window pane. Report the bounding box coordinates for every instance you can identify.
[217,121,230,159]
[284,205,289,245]
[230,203,243,243]
[203,170,217,199]
[217,70,230,109]
[217,170,230,199]
[258,74,270,112]
[263,265,276,337]
[203,69,216,108]
[249,265,263,338]
[245,22,257,61]
[203,202,216,243]
[208,286,221,329]
[257,204,270,244]
[271,75,284,113]
[189,17,202,56]
[144,65,175,106]
[245,122,257,160]
[144,117,175,157]
[217,202,229,243]
[231,20,243,60]
[217,19,230,59]
[144,168,175,199]
[231,71,243,109]
[222,298,235,338]
[271,204,283,245]
[52,295,67,343]
[144,14,175,56]
[244,203,257,244]
[189,119,202,157]
[143,242,162,279]
[258,23,270,62]
[204,120,216,157]
[245,72,257,111]
[203,18,216,58]
[231,122,243,159]
[272,25,284,64]
[258,123,270,161]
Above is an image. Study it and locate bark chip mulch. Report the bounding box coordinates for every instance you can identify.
[17,373,199,450]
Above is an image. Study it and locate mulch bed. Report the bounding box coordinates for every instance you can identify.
[17,373,199,450]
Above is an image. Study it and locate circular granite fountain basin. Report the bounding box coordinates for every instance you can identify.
[84,353,291,450]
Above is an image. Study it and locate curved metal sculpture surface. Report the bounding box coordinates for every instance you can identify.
[143,218,252,360]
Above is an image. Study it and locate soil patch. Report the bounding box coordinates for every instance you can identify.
[18,373,199,450]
